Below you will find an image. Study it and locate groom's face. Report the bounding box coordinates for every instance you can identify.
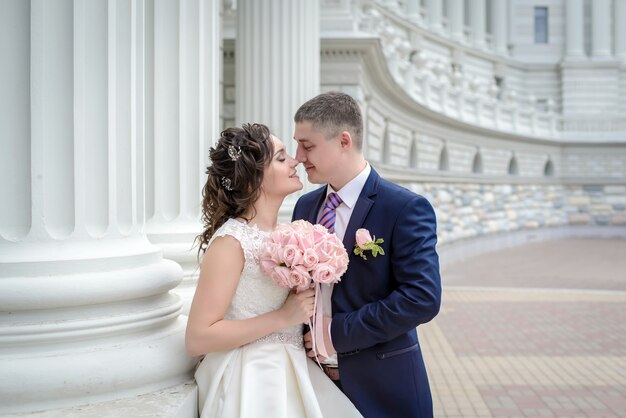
[294,121,342,185]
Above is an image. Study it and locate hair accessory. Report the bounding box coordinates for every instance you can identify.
[228,145,242,161]
[221,176,233,191]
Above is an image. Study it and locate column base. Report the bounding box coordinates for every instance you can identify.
[0,315,196,414]
[591,53,615,62]
[449,33,465,44]
[175,276,199,315]
[562,54,588,63]
[147,228,201,315]
[429,23,443,35]
[9,381,198,418]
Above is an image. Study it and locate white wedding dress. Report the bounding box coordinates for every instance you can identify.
[194,219,362,418]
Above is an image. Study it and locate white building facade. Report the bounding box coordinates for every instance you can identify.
[0,0,624,415]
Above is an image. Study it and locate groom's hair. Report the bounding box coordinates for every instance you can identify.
[294,91,363,150]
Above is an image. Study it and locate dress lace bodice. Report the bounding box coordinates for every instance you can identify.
[207,218,302,347]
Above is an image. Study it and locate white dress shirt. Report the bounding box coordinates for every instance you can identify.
[317,163,371,364]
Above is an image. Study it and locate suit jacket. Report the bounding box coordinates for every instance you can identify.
[292,167,441,418]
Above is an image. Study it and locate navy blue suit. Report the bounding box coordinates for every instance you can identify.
[292,167,441,418]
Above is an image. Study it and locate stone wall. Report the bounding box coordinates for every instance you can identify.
[399,182,626,245]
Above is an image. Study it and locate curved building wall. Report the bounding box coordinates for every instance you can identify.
[317,38,625,252]
[222,0,626,262]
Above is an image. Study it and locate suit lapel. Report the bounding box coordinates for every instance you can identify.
[307,186,328,224]
[342,168,380,256]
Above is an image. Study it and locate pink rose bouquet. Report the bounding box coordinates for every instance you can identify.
[260,220,348,290]
[260,220,349,359]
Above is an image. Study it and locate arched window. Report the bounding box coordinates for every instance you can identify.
[472,151,483,174]
[439,145,449,171]
[508,156,518,175]
[544,159,554,177]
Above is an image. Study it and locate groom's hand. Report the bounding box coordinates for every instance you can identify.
[303,330,323,360]
[304,330,328,361]
[303,318,336,361]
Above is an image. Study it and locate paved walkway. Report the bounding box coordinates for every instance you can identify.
[421,239,626,417]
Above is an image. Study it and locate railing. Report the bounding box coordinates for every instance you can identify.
[561,116,626,138]
[359,2,557,137]
[358,0,626,140]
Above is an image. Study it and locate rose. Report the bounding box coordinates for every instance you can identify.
[276,228,298,246]
[270,266,292,288]
[296,230,314,249]
[290,264,312,291]
[355,228,373,249]
[262,242,284,265]
[291,220,309,233]
[283,244,303,267]
[328,250,349,277]
[312,262,338,284]
[302,248,319,270]
[314,237,335,263]
[312,224,329,243]
[260,258,278,275]
[353,228,385,260]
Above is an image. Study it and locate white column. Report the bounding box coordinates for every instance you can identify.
[0,0,194,414]
[616,0,626,60]
[446,0,464,42]
[426,0,443,33]
[469,0,486,49]
[236,0,320,155]
[145,0,221,314]
[405,0,422,24]
[491,0,508,55]
[592,0,612,59]
[565,0,585,59]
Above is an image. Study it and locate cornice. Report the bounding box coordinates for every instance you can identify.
[377,164,626,186]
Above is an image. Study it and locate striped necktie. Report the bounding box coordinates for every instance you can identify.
[319,192,342,234]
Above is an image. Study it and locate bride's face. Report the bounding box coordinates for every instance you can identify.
[262,135,303,197]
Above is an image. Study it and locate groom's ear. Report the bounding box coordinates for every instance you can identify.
[339,131,353,150]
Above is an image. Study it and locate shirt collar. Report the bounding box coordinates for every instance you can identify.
[326,163,371,210]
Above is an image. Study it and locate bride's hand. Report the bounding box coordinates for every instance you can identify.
[280,288,315,326]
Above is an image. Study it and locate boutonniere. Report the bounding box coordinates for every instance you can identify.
[354,228,385,260]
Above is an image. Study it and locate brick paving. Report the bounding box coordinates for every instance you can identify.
[420,239,626,417]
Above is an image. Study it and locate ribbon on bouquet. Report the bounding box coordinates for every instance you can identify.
[308,282,331,369]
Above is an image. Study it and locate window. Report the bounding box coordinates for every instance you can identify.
[472,151,483,174]
[534,7,548,44]
[535,98,548,112]
[439,146,449,171]
[508,156,519,176]
[494,76,504,100]
[544,159,555,177]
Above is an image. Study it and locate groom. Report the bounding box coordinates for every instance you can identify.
[292,92,441,417]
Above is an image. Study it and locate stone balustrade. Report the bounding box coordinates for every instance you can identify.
[354,0,626,140]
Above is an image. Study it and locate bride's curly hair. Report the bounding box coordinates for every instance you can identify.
[196,123,274,257]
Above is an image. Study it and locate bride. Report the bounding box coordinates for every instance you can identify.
[186,123,362,417]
